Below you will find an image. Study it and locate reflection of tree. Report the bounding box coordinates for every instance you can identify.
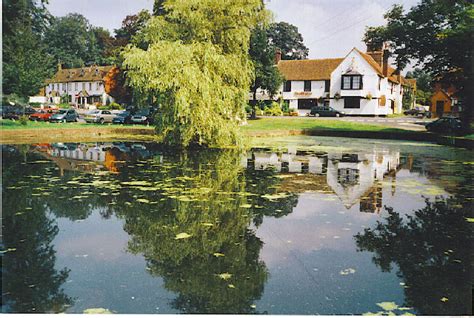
[1,147,73,313]
[115,150,270,313]
[355,197,472,315]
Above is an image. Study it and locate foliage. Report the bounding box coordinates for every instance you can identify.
[104,66,132,104]
[355,196,473,315]
[364,1,473,125]
[266,22,309,60]
[2,0,53,97]
[45,13,102,68]
[123,0,269,148]
[114,9,151,50]
[263,102,283,116]
[19,115,29,125]
[249,26,284,117]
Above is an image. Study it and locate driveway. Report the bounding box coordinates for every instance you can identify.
[260,116,433,131]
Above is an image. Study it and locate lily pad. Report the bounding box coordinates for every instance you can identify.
[217,272,232,280]
[83,308,113,314]
[213,252,225,257]
[175,232,192,240]
[377,302,398,311]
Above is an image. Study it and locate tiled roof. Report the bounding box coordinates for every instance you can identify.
[46,65,114,83]
[277,58,344,81]
[354,48,384,77]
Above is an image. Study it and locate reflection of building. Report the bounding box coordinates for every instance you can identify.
[32,142,155,174]
[245,147,400,211]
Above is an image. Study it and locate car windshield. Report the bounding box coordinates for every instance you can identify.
[88,110,100,115]
[117,111,129,117]
[57,109,67,114]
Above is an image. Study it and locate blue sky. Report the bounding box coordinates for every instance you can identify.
[47,0,419,59]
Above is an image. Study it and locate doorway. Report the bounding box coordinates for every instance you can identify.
[436,101,444,117]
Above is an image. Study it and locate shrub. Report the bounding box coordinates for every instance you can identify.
[245,104,252,114]
[109,102,122,110]
[264,102,283,116]
[29,102,42,108]
[255,108,264,116]
[19,115,29,125]
[281,101,290,113]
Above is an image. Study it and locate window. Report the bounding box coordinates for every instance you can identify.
[96,82,100,90]
[378,77,381,90]
[283,81,292,92]
[341,75,363,90]
[89,83,92,90]
[82,82,85,90]
[304,81,311,92]
[344,97,361,109]
[297,99,317,110]
[75,83,78,90]
[324,80,330,92]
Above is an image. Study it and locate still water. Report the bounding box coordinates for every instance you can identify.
[1,137,472,315]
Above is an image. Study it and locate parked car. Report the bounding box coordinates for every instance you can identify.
[29,109,57,121]
[404,107,431,118]
[310,106,345,117]
[84,110,117,124]
[50,109,78,123]
[1,106,36,120]
[130,108,156,125]
[112,110,133,124]
[425,117,463,135]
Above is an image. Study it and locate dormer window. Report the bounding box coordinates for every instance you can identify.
[341,75,363,90]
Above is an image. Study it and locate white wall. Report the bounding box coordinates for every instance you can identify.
[281,80,328,115]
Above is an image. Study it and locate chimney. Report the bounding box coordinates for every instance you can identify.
[57,61,62,71]
[275,49,282,64]
[367,51,383,67]
[382,48,389,77]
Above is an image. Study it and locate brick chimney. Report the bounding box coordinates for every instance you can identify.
[275,49,282,64]
[367,50,383,67]
[382,48,389,77]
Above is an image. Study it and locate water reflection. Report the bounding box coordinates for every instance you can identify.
[1,140,472,315]
[355,196,473,315]
[1,146,74,313]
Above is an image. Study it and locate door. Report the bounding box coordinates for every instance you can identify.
[436,101,444,117]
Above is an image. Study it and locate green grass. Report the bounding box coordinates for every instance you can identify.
[0,120,154,130]
[241,117,409,134]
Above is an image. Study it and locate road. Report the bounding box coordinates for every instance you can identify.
[261,115,433,131]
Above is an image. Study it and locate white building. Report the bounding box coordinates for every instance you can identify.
[271,47,416,116]
[44,65,115,108]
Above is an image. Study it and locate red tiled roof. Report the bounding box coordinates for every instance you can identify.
[277,58,344,81]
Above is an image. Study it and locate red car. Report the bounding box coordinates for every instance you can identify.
[29,109,57,121]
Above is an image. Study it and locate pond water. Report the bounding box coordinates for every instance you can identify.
[1,136,472,315]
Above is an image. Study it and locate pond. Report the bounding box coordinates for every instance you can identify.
[1,136,472,315]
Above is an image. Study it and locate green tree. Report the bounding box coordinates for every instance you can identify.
[266,22,308,60]
[45,13,102,68]
[364,1,473,127]
[355,197,472,315]
[2,0,54,97]
[114,9,151,49]
[249,26,284,118]
[123,0,269,148]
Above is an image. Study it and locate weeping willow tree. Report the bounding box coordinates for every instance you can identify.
[122,0,269,148]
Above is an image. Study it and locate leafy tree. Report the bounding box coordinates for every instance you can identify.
[104,66,132,104]
[153,0,167,16]
[266,22,308,60]
[249,26,284,118]
[355,197,472,315]
[114,9,151,48]
[364,1,473,127]
[92,26,118,64]
[45,13,102,68]
[123,0,269,148]
[2,0,53,97]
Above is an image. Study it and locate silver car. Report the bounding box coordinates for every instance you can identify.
[84,110,117,124]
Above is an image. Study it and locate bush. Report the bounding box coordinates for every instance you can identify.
[29,102,42,108]
[245,104,252,114]
[19,115,29,125]
[281,101,290,113]
[109,102,123,110]
[58,103,70,109]
[255,108,264,116]
[264,102,283,116]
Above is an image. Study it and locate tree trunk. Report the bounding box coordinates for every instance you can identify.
[250,88,258,120]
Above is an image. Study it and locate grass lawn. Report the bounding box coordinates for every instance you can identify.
[0,120,154,130]
[241,117,409,134]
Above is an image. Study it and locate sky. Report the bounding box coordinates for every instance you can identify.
[47,0,420,59]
